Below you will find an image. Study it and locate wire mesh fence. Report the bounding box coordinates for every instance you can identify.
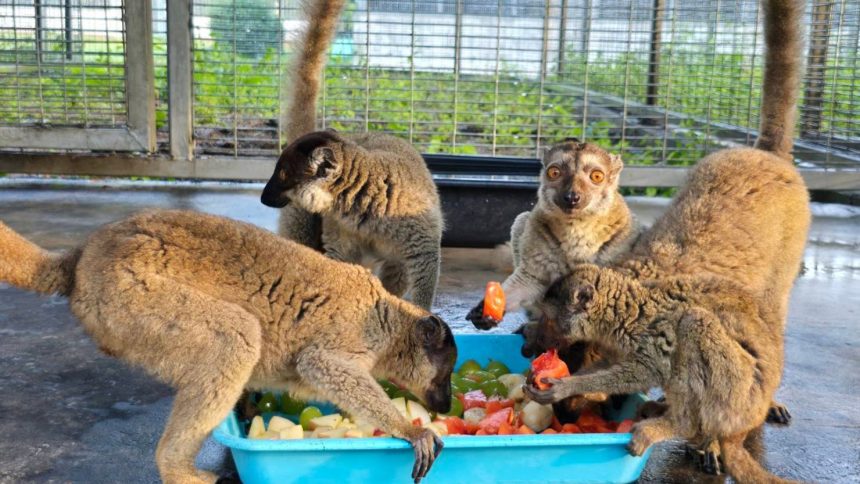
[0,0,857,172]
[0,0,127,128]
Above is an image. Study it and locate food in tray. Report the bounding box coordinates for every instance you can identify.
[244,356,637,440]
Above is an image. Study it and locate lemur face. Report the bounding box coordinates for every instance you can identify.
[539,139,624,216]
[261,130,343,212]
[405,315,457,414]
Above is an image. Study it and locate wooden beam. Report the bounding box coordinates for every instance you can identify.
[167,0,194,160]
[124,0,156,152]
[0,153,857,190]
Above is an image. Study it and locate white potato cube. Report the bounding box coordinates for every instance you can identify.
[279,426,304,440]
[267,416,295,433]
[318,427,349,439]
[248,415,266,439]
[520,401,553,432]
[463,408,487,424]
[309,414,343,430]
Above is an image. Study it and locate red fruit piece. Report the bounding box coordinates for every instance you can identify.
[561,423,582,434]
[442,417,467,435]
[478,407,514,435]
[516,425,535,435]
[530,349,570,390]
[497,421,516,435]
[459,390,488,410]
[482,282,506,321]
[485,398,514,415]
[616,419,634,434]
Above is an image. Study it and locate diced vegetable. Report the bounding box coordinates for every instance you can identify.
[256,392,278,413]
[485,360,511,377]
[317,427,349,439]
[497,373,526,392]
[463,407,487,425]
[391,397,409,419]
[441,416,467,435]
[485,398,514,415]
[482,282,506,321]
[463,370,496,384]
[267,415,295,433]
[407,400,432,426]
[530,349,570,390]
[298,406,323,430]
[260,430,281,439]
[248,415,266,439]
[309,414,343,430]
[478,407,514,434]
[279,425,304,440]
[458,359,482,376]
[444,396,464,417]
[520,401,554,432]
[480,379,508,397]
[616,419,634,433]
[279,393,306,415]
[459,390,488,410]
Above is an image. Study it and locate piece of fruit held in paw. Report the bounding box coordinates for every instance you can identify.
[482,281,506,321]
[530,349,570,390]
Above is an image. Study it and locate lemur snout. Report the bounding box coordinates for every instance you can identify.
[563,192,580,207]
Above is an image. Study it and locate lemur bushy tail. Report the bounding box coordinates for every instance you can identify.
[754,0,803,160]
[284,0,347,142]
[0,221,80,296]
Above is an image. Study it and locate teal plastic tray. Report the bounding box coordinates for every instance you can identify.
[213,334,652,483]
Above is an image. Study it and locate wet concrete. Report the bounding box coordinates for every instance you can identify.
[0,178,857,483]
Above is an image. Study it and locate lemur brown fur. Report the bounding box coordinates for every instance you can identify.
[467,140,638,329]
[0,210,456,484]
[520,0,809,429]
[527,264,797,484]
[264,0,443,310]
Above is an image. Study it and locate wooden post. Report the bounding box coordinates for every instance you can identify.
[645,0,665,107]
[801,0,833,137]
[167,0,195,160]
[557,0,568,77]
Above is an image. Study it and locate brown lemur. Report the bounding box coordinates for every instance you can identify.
[261,0,443,310]
[466,139,639,329]
[0,210,456,484]
[519,0,810,428]
[526,264,796,484]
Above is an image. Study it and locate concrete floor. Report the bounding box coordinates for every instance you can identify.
[0,178,857,483]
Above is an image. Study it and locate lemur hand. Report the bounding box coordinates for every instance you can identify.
[466,299,501,330]
[523,378,573,404]
[406,427,444,483]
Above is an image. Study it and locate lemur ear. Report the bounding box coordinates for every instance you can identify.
[309,146,338,178]
[417,315,448,349]
[609,153,624,176]
[573,284,595,309]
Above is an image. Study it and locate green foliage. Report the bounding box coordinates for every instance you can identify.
[206,0,282,59]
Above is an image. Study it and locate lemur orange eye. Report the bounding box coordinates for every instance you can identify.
[590,170,605,184]
[546,166,561,180]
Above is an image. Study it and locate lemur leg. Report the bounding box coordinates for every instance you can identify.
[402,248,440,310]
[295,348,442,482]
[627,416,677,456]
[525,359,659,404]
[108,277,262,484]
[378,259,409,297]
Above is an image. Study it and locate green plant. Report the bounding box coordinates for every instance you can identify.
[206,0,282,59]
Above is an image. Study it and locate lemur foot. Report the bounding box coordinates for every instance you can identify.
[688,440,723,476]
[766,401,792,425]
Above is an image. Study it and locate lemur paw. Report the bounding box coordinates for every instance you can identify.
[466,300,501,330]
[766,402,792,425]
[408,428,444,483]
[523,379,567,404]
[627,423,656,456]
